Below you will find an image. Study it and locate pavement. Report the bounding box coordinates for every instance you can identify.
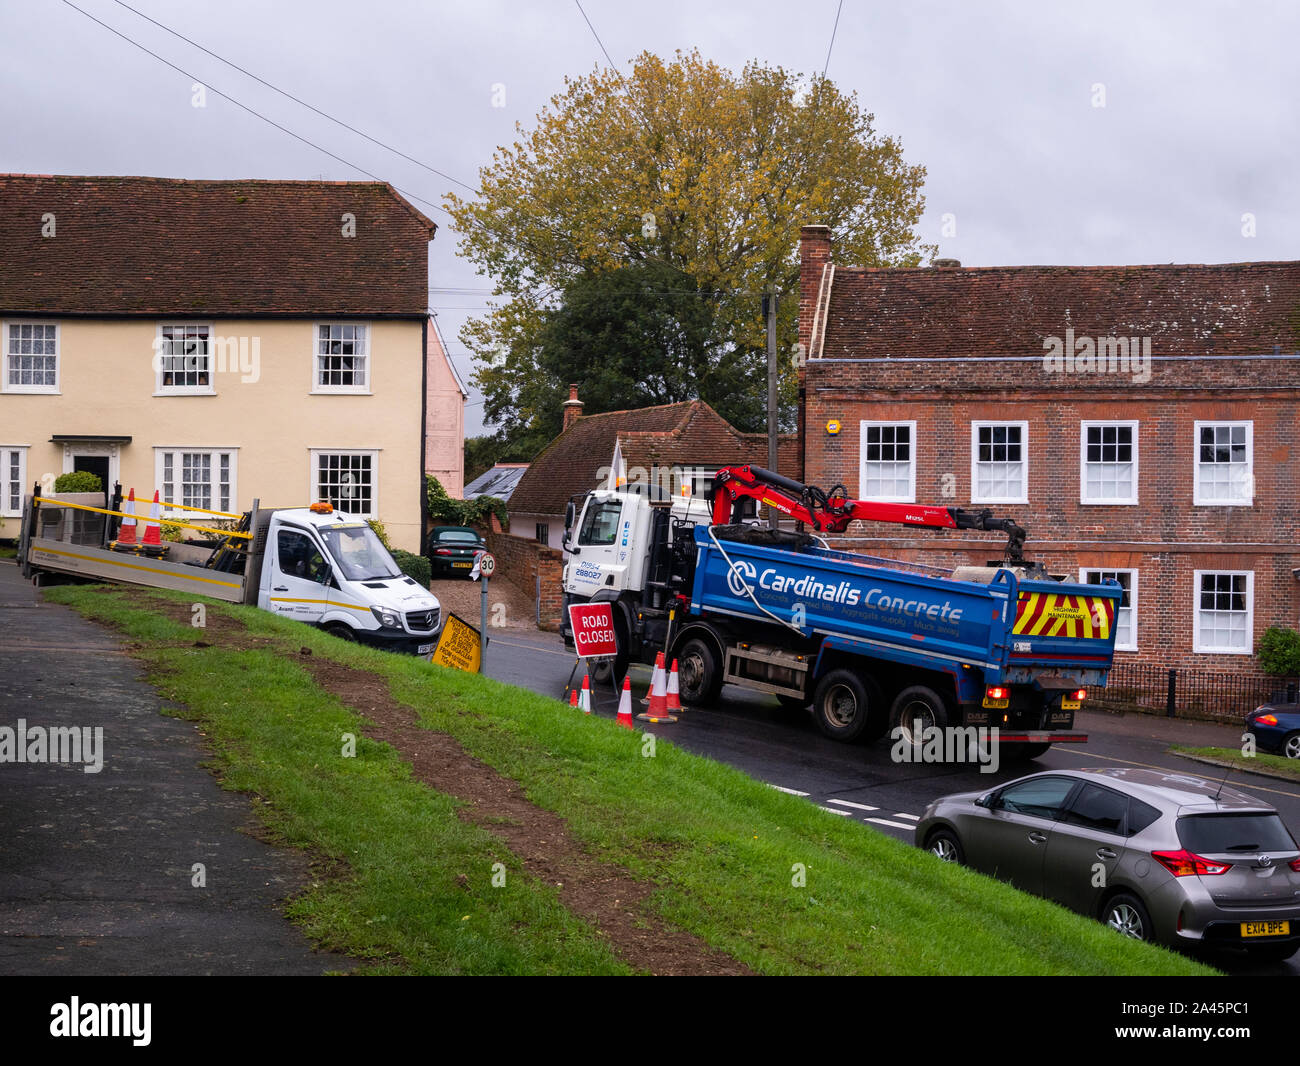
[0,560,346,975]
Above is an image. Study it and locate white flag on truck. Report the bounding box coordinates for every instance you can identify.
[607,437,626,490]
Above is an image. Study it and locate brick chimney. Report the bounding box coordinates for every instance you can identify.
[562,383,584,431]
[797,225,832,484]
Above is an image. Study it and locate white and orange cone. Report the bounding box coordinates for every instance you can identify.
[616,677,635,730]
[665,658,683,714]
[579,674,592,714]
[641,651,665,706]
[141,490,163,548]
[638,655,677,723]
[116,488,138,546]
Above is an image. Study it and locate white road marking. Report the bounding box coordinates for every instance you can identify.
[867,817,917,830]
[894,813,920,821]
[770,785,810,796]
[827,799,879,812]
[819,806,852,816]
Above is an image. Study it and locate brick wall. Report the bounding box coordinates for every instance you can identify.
[484,530,565,631]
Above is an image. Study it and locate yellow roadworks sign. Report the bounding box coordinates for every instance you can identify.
[432,612,481,673]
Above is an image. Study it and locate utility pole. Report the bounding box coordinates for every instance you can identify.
[765,288,779,527]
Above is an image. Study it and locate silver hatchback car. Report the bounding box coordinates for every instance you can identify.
[916,767,1300,961]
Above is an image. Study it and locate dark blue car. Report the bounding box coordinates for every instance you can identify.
[1246,703,1300,760]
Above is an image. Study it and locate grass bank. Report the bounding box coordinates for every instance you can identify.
[46,584,1212,976]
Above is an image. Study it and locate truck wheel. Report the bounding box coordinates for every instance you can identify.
[1022,742,1053,759]
[889,685,950,753]
[677,637,723,705]
[812,669,884,743]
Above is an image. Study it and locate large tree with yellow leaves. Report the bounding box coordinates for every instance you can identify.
[446,50,933,449]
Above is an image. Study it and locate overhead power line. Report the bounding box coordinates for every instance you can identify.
[108,0,478,194]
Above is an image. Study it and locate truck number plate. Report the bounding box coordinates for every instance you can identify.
[982,697,1009,709]
[1061,698,1081,710]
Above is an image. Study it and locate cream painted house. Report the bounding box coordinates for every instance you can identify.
[0,175,459,553]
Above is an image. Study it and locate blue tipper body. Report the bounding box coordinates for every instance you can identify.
[688,526,1121,704]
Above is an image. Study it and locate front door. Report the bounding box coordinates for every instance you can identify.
[72,456,110,491]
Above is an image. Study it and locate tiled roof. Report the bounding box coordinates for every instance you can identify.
[0,174,436,316]
[818,261,1300,358]
[508,400,800,516]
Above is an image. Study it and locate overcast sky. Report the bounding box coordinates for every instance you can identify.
[3,0,1297,435]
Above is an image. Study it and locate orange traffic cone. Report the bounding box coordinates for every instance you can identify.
[665,659,683,713]
[616,677,635,730]
[579,674,592,714]
[638,656,677,723]
[569,686,579,708]
[116,489,138,546]
[141,490,163,549]
[641,651,665,705]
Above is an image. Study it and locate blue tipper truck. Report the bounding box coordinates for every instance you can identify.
[561,465,1121,759]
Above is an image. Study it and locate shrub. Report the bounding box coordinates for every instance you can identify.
[425,474,508,531]
[160,521,186,543]
[53,470,103,493]
[367,518,393,550]
[1257,627,1300,676]
[391,548,431,587]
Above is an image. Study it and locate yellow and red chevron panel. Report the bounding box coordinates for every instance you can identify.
[1013,591,1115,640]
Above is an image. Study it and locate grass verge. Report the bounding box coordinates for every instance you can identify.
[46,584,1214,976]
[1170,745,1300,783]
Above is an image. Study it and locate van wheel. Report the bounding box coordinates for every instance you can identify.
[324,623,356,643]
[889,685,950,752]
[812,669,884,743]
[677,637,723,705]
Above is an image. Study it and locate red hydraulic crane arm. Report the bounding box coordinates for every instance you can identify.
[710,465,1029,561]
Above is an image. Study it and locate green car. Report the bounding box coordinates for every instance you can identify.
[426,526,485,578]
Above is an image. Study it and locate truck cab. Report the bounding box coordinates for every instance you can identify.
[253,506,442,654]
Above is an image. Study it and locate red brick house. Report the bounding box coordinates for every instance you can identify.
[797,223,1300,680]
[509,390,799,551]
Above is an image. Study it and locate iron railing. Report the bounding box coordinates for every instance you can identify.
[1091,662,1299,722]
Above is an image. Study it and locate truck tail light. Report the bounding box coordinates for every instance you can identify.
[1151,849,1231,877]
[1073,688,1087,701]
[986,686,1008,700]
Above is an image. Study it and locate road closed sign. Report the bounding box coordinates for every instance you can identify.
[568,602,618,659]
[432,612,482,673]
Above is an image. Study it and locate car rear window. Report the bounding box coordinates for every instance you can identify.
[1177,813,1297,854]
[1062,783,1128,835]
[438,531,480,543]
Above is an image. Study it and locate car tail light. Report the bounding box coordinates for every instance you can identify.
[1255,714,1278,726]
[1289,857,1300,873]
[435,548,452,555]
[986,686,1008,700]
[1151,849,1231,877]
[1073,688,1087,701]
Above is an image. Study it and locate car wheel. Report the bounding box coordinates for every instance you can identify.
[1102,892,1154,941]
[926,828,964,864]
[812,669,884,742]
[677,637,723,705]
[1283,732,1300,760]
[1244,941,1299,963]
[889,685,950,752]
